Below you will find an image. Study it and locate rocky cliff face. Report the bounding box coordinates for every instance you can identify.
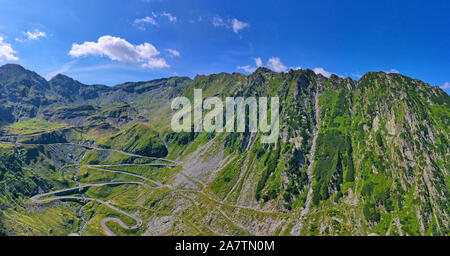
[346,72,449,235]
[0,64,447,236]
[0,64,54,121]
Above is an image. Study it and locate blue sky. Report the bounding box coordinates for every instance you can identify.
[0,0,448,92]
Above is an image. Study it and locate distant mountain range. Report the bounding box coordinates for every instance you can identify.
[0,63,448,236]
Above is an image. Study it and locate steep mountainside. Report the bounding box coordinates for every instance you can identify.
[0,64,448,236]
[0,64,54,123]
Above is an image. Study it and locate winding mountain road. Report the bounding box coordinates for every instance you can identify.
[31,181,155,203]
[27,140,288,236]
[31,172,163,235]
[86,165,168,188]
[32,194,143,236]
[29,144,178,236]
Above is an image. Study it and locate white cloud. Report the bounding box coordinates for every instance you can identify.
[15,29,46,42]
[160,12,177,22]
[213,15,226,27]
[26,29,46,40]
[46,60,77,79]
[213,16,250,34]
[351,72,362,79]
[142,58,170,69]
[237,57,264,74]
[290,66,302,71]
[134,16,158,30]
[167,48,180,57]
[313,67,332,78]
[231,18,249,33]
[135,16,158,25]
[441,82,450,90]
[69,35,169,69]
[68,63,126,74]
[134,12,177,30]
[237,65,257,73]
[255,57,262,67]
[386,68,400,74]
[141,0,164,3]
[0,37,19,61]
[267,57,287,72]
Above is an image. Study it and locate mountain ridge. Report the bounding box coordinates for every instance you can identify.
[2,63,447,97]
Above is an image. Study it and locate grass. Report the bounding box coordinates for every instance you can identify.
[97,122,168,158]
[209,155,244,199]
[2,118,68,135]
[0,142,14,149]
[3,204,79,236]
[104,165,180,183]
[81,149,151,165]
